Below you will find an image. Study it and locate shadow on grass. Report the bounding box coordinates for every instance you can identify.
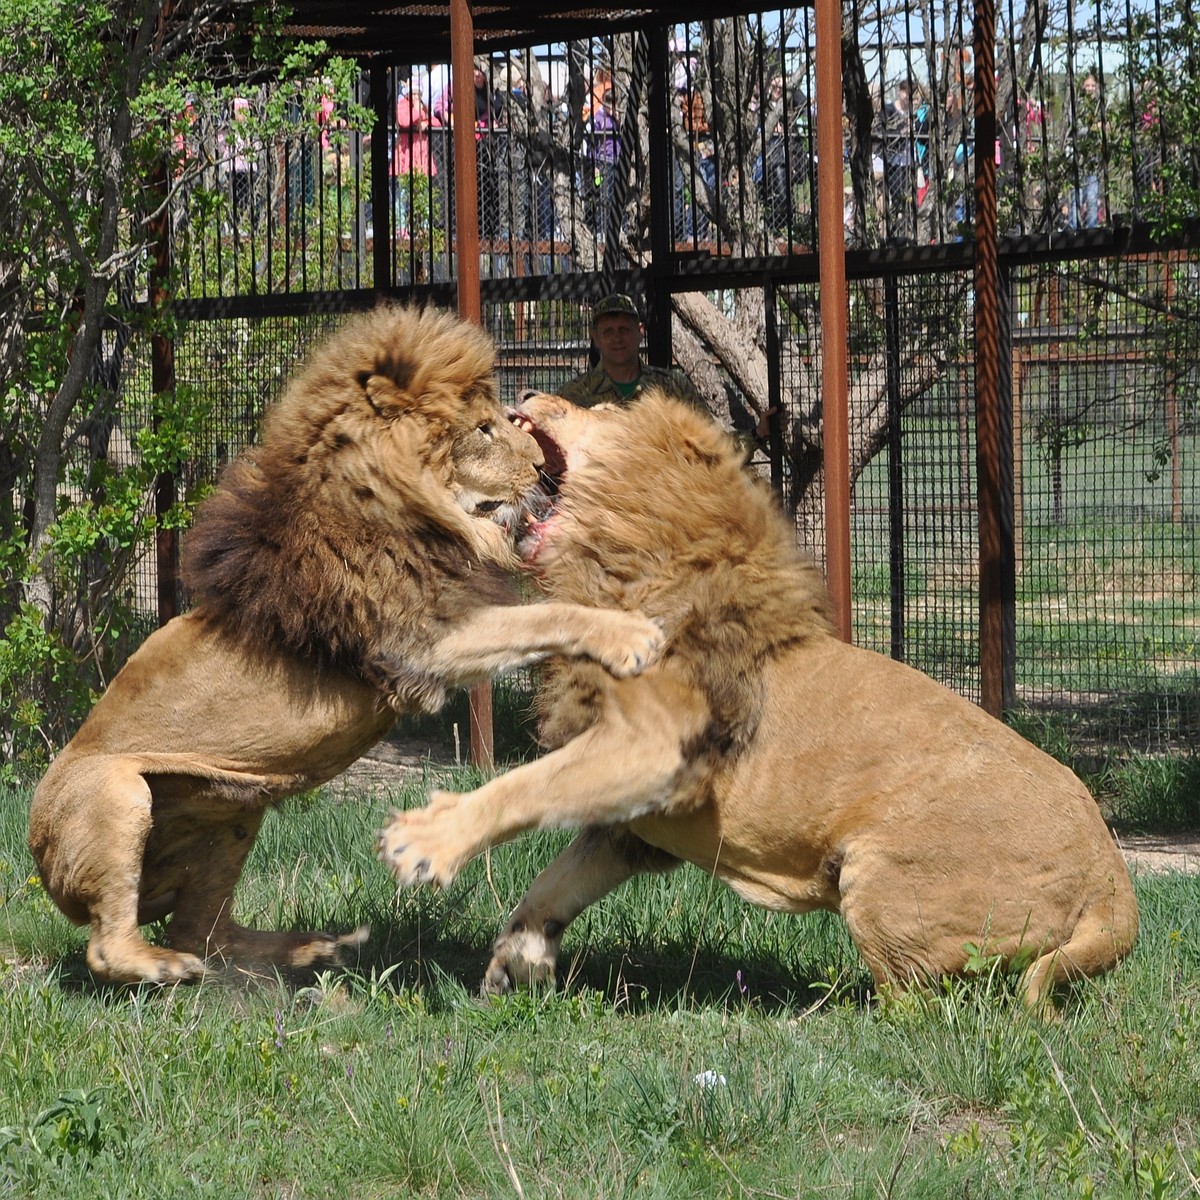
[29,921,870,1020]
[356,912,873,1017]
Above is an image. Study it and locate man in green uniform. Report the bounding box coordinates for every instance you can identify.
[557,294,773,459]
[558,293,705,410]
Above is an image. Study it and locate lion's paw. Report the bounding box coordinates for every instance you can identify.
[593,613,666,678]
[88,941,206,986]
[481,920,562,995]
[377,792,472,889]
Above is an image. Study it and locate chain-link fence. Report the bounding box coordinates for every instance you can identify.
[63,7,1194,765]
[135,271,1197,761]
[785,256,1199,756]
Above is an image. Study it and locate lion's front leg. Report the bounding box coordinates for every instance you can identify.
[412,602,666,687]
[483,828,681,994]
[377,685,692,889]
[376,788,483,889]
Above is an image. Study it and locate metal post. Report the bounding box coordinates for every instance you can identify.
[450,0,493,768]
[974,0,1012,716]
[884,274,905,662]
[646,26,673,366]
[764,277,785,495]
[815,0,852,642]
[998,261,1015,709]
[150,160,177,627]
[369,61,391,293]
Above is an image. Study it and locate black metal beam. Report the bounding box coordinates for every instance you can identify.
[216,0,804,64]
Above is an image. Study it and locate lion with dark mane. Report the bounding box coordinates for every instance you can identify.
[29,307,662,984]
[379,389,1137,1014]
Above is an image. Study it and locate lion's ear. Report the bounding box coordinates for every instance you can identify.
[361,371,412,416]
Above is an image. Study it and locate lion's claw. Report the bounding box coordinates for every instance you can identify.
[377,792,472,889]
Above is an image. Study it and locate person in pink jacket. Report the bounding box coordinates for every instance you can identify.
[392,80,437,237]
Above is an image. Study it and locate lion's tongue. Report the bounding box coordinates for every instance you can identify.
[518,512,548,564]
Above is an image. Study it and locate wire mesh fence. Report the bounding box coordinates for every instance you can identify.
[121,267,1197,761]
[1010,257,1199,755]
[787,256,1199,755]
[49,6,1197,764]
[159,8,1200,298]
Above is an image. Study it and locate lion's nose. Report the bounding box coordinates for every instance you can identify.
[518,389,539,403]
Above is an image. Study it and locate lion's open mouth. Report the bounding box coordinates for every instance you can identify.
[507,410,566,564]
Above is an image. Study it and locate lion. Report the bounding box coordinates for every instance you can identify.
[377,389,1138,1014]
[28,307,664,985]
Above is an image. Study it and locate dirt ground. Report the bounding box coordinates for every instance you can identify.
[332,740,1200,877]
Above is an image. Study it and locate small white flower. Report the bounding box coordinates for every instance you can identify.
[693,1070,727,1090]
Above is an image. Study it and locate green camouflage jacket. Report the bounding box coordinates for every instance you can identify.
[556,362,705,411]
[556,362,763,459]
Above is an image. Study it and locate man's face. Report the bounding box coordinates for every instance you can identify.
[593,314,641,369]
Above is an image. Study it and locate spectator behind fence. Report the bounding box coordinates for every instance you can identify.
[432,63,506,242]
[589,88,621,236]
[392,76,436,238]
[217,96,255,234]
[877,79,930,242]
[1134,83,1162,202]
[944,78,973,236]
[501,69,530,252]
[558,293,774,460]
[1067,71,1104,229]
[672,47,713,241]
[753,75,792,233]
[582,64,613,122]
[432,64,502,131]
[556,295,772,468]
[682,88,716,239]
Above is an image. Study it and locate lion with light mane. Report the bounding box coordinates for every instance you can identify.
[29,307,663,984]
[378,389,1138,1013]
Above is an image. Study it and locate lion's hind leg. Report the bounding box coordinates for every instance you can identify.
[30,760,205,985]
[483,828,680,994]
[164,810,366,974]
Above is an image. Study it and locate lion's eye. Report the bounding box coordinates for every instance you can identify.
[478,422,494,438]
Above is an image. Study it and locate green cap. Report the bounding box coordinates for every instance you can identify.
[592,293,641,320]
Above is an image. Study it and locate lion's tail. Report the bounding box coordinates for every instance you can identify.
[1019,866,1139,1016]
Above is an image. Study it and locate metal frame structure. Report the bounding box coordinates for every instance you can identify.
[148,4,1198,761]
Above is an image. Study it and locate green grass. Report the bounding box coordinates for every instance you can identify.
[1,774,1198,1198]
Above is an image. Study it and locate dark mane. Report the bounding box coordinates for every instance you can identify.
[181,305,516,704]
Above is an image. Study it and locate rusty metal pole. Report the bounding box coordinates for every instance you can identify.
[974,0,1004,716]
[450,0,493,767]
[815,0,852,642]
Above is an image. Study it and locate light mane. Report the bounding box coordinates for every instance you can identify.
[538,389,833,756]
